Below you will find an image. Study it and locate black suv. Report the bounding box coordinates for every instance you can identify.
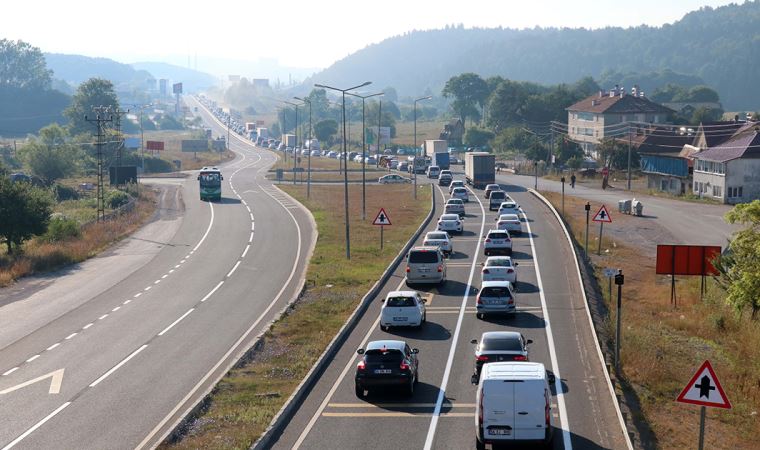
[355,340,419,397]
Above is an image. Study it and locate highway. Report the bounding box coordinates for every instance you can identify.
[271,175,630,449]
[0,97,314,449]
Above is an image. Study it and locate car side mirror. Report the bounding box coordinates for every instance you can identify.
[547,370,556,385]
[412,348,419,354]
[381,298,385,302]
[471,373,479,385]
[514,262,519,266]
[421,298,427,303]
[527,339,533,344]
[357,349,365,355]
[470,339,478,345]
[196,176,200,180]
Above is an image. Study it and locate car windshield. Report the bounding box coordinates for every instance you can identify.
[409,251,439,263]
[501,203,516,208]
[491,192,506,199]
[446,199,463,205]
[364,349,403,363]
[428,233,448,240]
[489,232,510,239]
[453,188,466,194]
[441,214,459,221]
[481,336,523,351]
[486,258,512,267]
[386,296,416,307]
[480,286,511,298]
[199,172,221,185]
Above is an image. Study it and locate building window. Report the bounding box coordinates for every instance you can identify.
[728,186,744,198]
[577,112,594,121]
[739,186,743,197]
[713,185,722,197]
[694,181,698,192]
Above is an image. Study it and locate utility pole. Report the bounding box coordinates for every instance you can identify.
[294,96,312,198]
[346,91,383,220]
[584,202,591,255]
[615,269,625,374]
[86,108,113,222]
[627,123,633,191]
[377,100,382,168]
[111,108,130,187]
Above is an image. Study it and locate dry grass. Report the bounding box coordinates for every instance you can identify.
[541,191,760,450]
[138,130,235,171]
[0,190,158,287]
[161,183,431,449]
[394,120,445,146]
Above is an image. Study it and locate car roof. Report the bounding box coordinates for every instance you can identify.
[487,229,509,235]
[500,201,517,206]
[481,331,522,340]
[386,290,418,298]
[426,231,448,237]
[440,214,459,220]
[446,198,463,203]
[481,280,513,288]
[366,340,406,351]
[498,214,519,219]
[410,245,442,252]
[485,256,513,264]
[482,362,546,379]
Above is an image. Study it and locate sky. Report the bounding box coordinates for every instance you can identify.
[4,0,739,74]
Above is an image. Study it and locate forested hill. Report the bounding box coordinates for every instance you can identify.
[306,1,760,110]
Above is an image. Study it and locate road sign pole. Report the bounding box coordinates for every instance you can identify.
[584,202,590,255]
[560,176,565,216]
[380,225,384,250]
[698,406,706,450]
[615,269,624,374]
[597,221,604,255]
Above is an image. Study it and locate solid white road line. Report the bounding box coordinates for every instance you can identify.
[200,281,224,303]
[293,277,408,449]
[158,309,195,336]
[192,201,215,253]
[423,186,486,450]
[1,402,71,450]
[89,345,148,388]
[227,261,241,278]
[523,209,573,450]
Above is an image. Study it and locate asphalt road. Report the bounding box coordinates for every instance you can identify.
[0,98,314,449]
[271,172,629,449]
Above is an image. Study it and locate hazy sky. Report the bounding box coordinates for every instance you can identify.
[4,0,738,71]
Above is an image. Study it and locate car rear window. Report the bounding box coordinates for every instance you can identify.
[387,296,416,307]
[481,337,523,351]
[487,258,512,267]
[491,191,506,199]
[428,233,448,240]
[409,251,439,264]
[441,215,459,221]
[365,350,403,363]
[480,286,511,298]
[489,232,510,239]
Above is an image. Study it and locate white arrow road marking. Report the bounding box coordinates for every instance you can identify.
[0,369,65,395]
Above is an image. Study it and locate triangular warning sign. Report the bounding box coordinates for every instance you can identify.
[676,360,731,409]
[592,205,613,223]
[372,208,392,226]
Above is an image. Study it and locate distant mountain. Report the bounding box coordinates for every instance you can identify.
[44,53,154,90]
[306,1,760,110]
[130,62,218,92]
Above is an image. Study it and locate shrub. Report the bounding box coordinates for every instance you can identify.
[44,217,80,242]
[52,183,79,201]
[106,190,130,209]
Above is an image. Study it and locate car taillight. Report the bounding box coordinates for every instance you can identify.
[456,221,461,225]
[545,391,550,426]
[406,266,410,273]
[476,355,489,362]
[482,269,489,274]
[508,299,514,305]
[485,238,491,243]
[423,241,430,246]
[514,355,527,361]
[400,361,410,371]
[437,265,443,272]
[477,295,482,304]
[357,360,366,371]
[507,269,513,273]
[479,389,484,426]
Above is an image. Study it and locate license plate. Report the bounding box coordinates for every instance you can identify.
[374,369,392,374]
[393,317,408,321]
[487,299,503,305]
[493,240,503,244]
[488,428,511,436]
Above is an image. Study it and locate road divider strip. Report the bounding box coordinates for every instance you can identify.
[528,189,634,450]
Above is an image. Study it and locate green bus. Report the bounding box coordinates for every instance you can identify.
[198,167,223,201]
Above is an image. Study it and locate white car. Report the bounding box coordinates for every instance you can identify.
[484,229,512,256]
[481,256,518,284]
[495,214,522,235]
[380,290,426,330]
[497,201,521,216]
[445,198,465,216]
[451,187,469,202]
[437,213,463,234]
[449,180,465,194]
[327,151,338,159]
[423,231,453,255]
[379,174,411,184]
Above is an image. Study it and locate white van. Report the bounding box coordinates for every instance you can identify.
[474,362,554,450]
[427,165,441,179]
[405,246,447,285]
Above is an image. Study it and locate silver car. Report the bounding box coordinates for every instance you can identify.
[445,198,465,217]
[449,180,465,194]
[476,280,516,319]
[495,214,522,235]
[405,246,447,285]
[423,231,453,255]
[481,256,518,284]
[451,187,469,202]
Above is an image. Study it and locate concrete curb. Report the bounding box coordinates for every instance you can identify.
[251,184,436,450]
[528,189,634,450]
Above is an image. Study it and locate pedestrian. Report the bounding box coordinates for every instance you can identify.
[570,173,576,188]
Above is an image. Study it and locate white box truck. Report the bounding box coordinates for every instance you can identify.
[474,362,554,450]
[425,140,450,170]
[465,152,495,188]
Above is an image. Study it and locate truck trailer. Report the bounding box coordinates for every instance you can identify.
[465,152,495,189]
[424,140,450,170]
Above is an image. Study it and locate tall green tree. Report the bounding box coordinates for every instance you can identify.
[0,176,53,253]
[20,124,80,185]
[716,200,760,319]
[464,127,495,148]
[442,73,489,128]
[64,78,119,135]
[314,119,338,142]
[0,39,52,90]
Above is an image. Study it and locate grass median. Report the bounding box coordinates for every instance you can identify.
[161,182,431,449]
[541,191,760,450]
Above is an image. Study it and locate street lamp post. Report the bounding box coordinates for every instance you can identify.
[284,100,303,185]
[377,100,382,168]
[347,91,384,221]
[413,95,432,199]
[315,81,372,260]
[294,96,312,198]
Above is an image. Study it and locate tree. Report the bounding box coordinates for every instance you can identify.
[20,124,80,185]
[314,119,338,142]
[464,127,494,148]
[0,39,52,90]
[555,137,584,165]
[492,127,538,154]
[0,176,53,253]
[596,138,633,170]
[690,107,724,124]
[154,114,184,130]
[442,73,489,128]
[64,78,119,135]
[716,200,760,319]
[382,87,398,103]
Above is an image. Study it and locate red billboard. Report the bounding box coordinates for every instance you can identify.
[656,245,721,276]
[146,140,164,151]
